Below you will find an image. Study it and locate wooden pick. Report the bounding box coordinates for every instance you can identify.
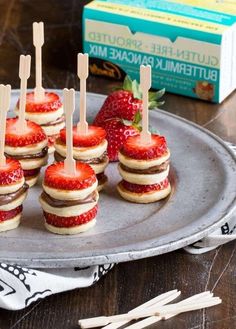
[16,54,31,133]
[102,290,180,329]
[77,53,89,134]
[79,296,221,328]
[0,84,11,167]
[33,21,45,101]
[140,65,151,144]
[63,88,76,176]
[124,292,214,329]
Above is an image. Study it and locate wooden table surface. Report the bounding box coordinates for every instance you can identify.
[0,1,235,329]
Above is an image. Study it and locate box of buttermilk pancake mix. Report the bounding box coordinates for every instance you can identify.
[83,0,236,103]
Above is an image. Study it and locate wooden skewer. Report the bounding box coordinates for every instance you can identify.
[33,21,45,102]
[77,53,89,134]
[125,297,221,320]
[16,54,31,133]
[79,295,221,328]
[63,88,76,176]
[0,84,11,167]
[124,291,214,329]
[140,65,151,144]
[79,290,180,329]
[162,292,214,320]
[102,290,181,329]
[153,298,221,317]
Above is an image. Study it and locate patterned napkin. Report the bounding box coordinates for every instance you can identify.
[0,264,114,310]
[0,143,235,311]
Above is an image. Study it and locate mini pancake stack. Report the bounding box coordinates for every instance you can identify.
[39,162,98,235]
[117,134,171,203]
[0,158,28,232]
[5,118,48,187]
[54,126,109,191]
[15,92,65,153]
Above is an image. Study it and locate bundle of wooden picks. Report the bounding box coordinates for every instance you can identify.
[78,290,221,329]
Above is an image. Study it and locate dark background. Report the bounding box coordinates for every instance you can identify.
[0,1,236,329]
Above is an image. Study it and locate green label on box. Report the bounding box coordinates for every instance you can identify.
[84,19,220,101]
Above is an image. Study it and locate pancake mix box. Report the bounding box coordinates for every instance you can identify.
[83,0,236,103]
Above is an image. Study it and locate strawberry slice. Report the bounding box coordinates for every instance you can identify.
[16,92,62,113]
[60,126,106,147]
[44,205,98,227]
[23,168,41,178]
[0,205,23,222]
[121,134,167,160]
[44,162,96,190]
[120,178,169,193]
[5,118,47,147]
[0,158,24,185]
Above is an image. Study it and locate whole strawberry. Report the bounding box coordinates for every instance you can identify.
[93,76,165,126]
[103,117,140,162]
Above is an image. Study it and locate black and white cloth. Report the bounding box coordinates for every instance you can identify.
[0,264,114,310]
[0,143,235,310]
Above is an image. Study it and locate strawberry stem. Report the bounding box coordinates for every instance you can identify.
[112,76,165,107]
[123,76,165,107]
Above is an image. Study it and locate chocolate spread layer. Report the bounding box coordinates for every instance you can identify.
[24,168,41,176]
[54,151,108,165]
[120,160,170,175]
[41,116,65,127]
[25,173,39,180]
[0,183,28,206]
[41,191,97,208]
[97,173,108,186]
[5,147,48,160]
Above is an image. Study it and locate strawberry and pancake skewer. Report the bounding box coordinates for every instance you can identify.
[117,65,171,203]
[40,88,99,234]
[15,22,64,153]
[15,91,64,153]
[118,135,171,203]
[5,55,48,187]
[0,84,28,232]
[54,53,108,191]
[55,126,108,191]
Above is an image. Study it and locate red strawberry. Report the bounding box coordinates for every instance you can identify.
[93,76,165,126]
[23,168,41,178]
[48,134,59,147]
[0,158,23,185]
[44,162,96,190]
[16,92,62,113]
[44,205,98,227]
[5,118,47,147]
[0,205,23,222]
[120,178,169,193]
[102,118,139,162]
[94,90,142,125]
[60,126,106,147]
[121,134,167,160]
